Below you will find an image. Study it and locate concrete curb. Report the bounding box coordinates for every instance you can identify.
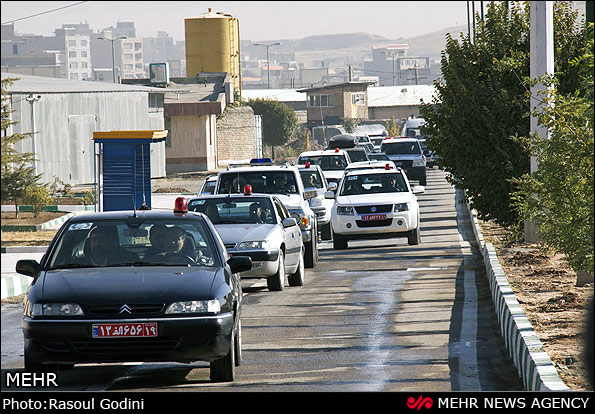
[1,274,32,299]
[465,195,570,391]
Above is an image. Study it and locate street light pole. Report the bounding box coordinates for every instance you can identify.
[254,42,280,89]
[98,35,127,83]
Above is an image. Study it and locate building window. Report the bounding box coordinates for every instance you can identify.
[69,51,77,58]
[69,62,78,69]
[81,51,88,58]
[351,92,365,105]
[308,94,335,107]
[70,73,78,79]
[68,40,76,47]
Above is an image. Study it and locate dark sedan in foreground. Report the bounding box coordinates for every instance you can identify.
[16,198,251,382]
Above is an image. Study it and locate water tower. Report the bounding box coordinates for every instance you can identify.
[185,9,241,97]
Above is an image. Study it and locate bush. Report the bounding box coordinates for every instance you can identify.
[22,185,52,217]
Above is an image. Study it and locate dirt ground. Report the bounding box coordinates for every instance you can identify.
[1,177,592,391]
[478,220,593,391]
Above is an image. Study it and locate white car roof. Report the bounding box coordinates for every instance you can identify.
[298,149,349,156]
[345,160,396,170]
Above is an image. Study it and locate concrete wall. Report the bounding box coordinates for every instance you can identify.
[216,105,256,167]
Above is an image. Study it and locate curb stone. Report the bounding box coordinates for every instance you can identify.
[463,190,570,391]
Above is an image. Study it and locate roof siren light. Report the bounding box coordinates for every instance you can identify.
[305,162,311,168]
[244,184,253,195]
[174,196,188,214]
[385,163,392,170]
[335,148,339,153]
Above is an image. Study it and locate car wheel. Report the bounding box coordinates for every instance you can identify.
[304,225,318,268]
[288,249,305,286]
[234,317,242,367]
[267,250,285,291]
[332,231,348,249]
[210,331,235,382]
[408,226,421,245]
[24,348,45,373]
[321,222,332,240]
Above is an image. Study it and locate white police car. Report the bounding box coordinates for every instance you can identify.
[297,162,335,240]
[325,165,424,249]
[297,149,351,185]
[215,159,319,268]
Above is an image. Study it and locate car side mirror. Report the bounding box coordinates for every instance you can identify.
[324,191,335,199]
[327,182,337,191]
[412,185,425,194]
[16,259,41,277]
[227,256,252,274]
[282,217,298,228]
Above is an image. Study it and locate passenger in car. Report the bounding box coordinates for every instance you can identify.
[83,225,139,266]
[143,224,168,258]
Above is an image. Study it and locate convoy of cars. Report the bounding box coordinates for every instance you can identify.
[14,125,437,382]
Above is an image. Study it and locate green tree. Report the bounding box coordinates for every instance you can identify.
[420,2,588,227]
[341,117,359,133]
[246,98,297,160]
[511,23,594,274]
[385,116,400,137]
[1,77,42,218]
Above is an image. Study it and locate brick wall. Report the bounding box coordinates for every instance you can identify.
[216,105,257,167]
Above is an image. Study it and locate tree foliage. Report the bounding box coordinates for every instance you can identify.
[246,98,297,158]
[420,2,588,227]
[1,77,43,217]
[511,23,594,274]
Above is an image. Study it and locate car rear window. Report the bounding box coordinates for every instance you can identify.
[381,141,422,155]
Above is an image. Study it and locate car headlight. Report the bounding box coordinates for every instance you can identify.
[238,240,270,249]
[32,303,84,316]
[337,206,354,215]
[412,159,426,167]
[394,203,409,212]
[290,210,310,228]
[309,197,323,207]
[165,300,221,314]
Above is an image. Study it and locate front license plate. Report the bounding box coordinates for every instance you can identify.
[92,322,158,338]
[362,214,387,221]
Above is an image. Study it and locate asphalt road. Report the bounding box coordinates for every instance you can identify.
[1,168,524,392]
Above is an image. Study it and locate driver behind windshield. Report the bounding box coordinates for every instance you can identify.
[83,225,139,266]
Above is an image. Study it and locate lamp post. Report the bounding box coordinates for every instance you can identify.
[254,42,280,89]
[98,35,127,83]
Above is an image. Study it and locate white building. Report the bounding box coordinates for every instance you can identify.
[62,30,92,81]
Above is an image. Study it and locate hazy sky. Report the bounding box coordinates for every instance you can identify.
[1,1,471,41]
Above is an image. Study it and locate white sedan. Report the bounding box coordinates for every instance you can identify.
[325,167,424,249]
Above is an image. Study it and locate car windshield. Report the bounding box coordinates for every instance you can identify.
[381,141,422,155]
[298,155,347,171]
[189,197,276,225]
[45,218,220,269]
[346,149,369,162]
[218,171,299,195]
[340,173,408,196]
[299,170,324,189]
[200,179,216,195]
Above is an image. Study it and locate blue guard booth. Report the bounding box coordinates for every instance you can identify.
[92,130,168,212]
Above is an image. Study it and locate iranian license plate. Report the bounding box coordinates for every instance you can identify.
[92,322,158,338]
[362,214,387,221]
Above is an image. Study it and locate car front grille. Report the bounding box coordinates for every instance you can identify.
[354,205,393,214]
[86,303,165,317]
[356,218,393,228]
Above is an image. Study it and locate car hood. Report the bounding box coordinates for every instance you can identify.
[336,192,413,206]
[215,224,275,244]
[37,267,221,304]
[274,193,303,210]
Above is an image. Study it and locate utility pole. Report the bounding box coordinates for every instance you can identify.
[525,1,554,242]
[254,42,281,89]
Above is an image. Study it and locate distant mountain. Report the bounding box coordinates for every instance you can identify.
[247,25,468,62]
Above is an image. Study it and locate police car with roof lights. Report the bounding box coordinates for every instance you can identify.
[297,162,335,240]
[380,137,427,186]
[214,159,319,268]
[325,165,425,249]
[188,188,304,291]
[297,149,351,185]
[16,197,251,382]
[344,160,398,174]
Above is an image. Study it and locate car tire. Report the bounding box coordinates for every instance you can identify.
[210,330,235,382]
[321,222,332,241]
[332,231,348,249]
[408,226,421,245]
[267,250,285,291]
[288,249,305,286]
[304,226,318,268]
[24,348,46,373]
[234,317,242,367]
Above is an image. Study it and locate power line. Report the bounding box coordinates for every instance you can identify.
[2,1,88,25]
